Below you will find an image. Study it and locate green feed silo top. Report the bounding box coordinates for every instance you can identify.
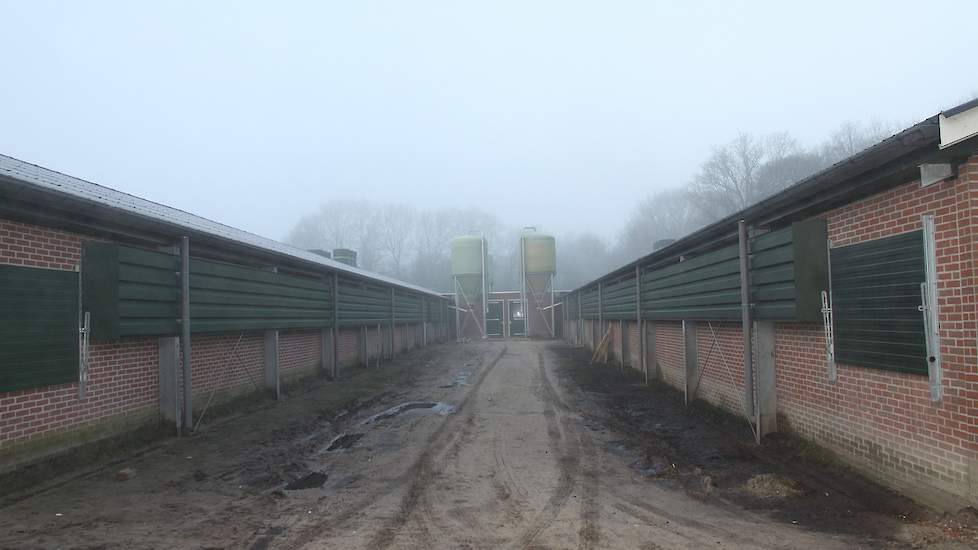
[451,236,486,276]
[523,233,556,274]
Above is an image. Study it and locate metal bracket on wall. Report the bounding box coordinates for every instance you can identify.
[76,262,89,400]
[78,311,90,399]
[823,237,837,382]
[821,291,836,382]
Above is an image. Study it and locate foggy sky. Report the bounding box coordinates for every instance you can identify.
[1,1,975,243]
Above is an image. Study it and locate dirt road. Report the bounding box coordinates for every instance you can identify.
[1,340,973,549]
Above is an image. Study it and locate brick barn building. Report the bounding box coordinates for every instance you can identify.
[0,156,452,472]
[563,99,978,509]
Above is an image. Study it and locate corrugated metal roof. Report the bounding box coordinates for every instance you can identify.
[0,154,447,299]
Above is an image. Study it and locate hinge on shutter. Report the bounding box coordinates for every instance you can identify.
[821,290,837,382]
[79,311,91,399]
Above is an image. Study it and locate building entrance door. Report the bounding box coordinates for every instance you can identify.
[486,300,503,337]
[509,299,526,337]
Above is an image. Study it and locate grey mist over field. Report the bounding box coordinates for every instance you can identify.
[1,1,976,290]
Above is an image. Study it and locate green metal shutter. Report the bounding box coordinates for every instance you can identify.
[394,290,423,322]
[337,277,391,326]
[641,243,741,320]
[0,265,79,392]
[751,219,828,322]
[600,276,637,320]
[830,230,926,374]
[83,242,334,337]
[580,286,599,319]
[190,258,333,333]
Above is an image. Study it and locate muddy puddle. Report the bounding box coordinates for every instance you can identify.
[284,471,328,490]
[362,401,456,424]
[439,371,472,388]
[324,433,364,452]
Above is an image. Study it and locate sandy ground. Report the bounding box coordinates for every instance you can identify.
[1,340,975,549]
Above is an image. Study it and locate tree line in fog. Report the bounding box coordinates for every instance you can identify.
[286,120,899,292]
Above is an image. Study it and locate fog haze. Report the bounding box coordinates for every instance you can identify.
[1,1,975,251]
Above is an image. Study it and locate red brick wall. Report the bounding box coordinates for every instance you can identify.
[654,321,684,389]
[0,218,86,269]
[693,322,745,414]
[279,329,321,374]
[0,338,158,460]
[338,327,360,367]
[364,325,382,361]
[773,156,978,506]
[606,321,620,363]
[627,321,640,370]
[0,218,159,468]
[187,333,264,400]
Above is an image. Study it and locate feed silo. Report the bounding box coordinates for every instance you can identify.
[520,230,557,338]
[451,235,488,339]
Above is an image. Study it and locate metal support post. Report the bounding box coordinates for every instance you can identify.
[683,320,698,406]
[755,321,778,437]
[520,234,528,338]
[921,214,942,402]
[738,220,756,426]
[636,265,644,382]
[263,266,280,399]
[597,281,603,346]
[332,272,339,380]
[481,237,488,340]
[179,236,192,432]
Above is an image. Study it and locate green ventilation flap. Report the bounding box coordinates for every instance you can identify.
[641,242,741,320]
[190,257,333,334]
[639,219,828,322]
[580,286,599,319]
[424,297,445,323]
[830,230,926,374]
[600,276,637,320]
[751,219,828,322]
[0,265,79,392]
[394,289,423,323]
[337,277,391,326]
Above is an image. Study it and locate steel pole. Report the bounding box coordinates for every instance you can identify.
[332,272,339,379]
[179,236,192,432]
[636,264,645,384]
[454,277,461,341]
[738,220,756,432]
[520,234,527,338]
[481,237,488,339]
[550,273,555,338]
[577,290,584,346]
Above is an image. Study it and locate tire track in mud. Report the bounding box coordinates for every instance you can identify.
[279,346,506,550]
[578,432,600,550]
[367,346,508,549]
[610,492,764,547]
[513,350,600,549]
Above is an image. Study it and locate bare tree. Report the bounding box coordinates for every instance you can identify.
[687,132,817,221]
[555,232,615,290]
[377,204,416,277]
[755,151,824,195]
[616,188,702,260]
[819,120,899,165]
[284,198,382,270]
